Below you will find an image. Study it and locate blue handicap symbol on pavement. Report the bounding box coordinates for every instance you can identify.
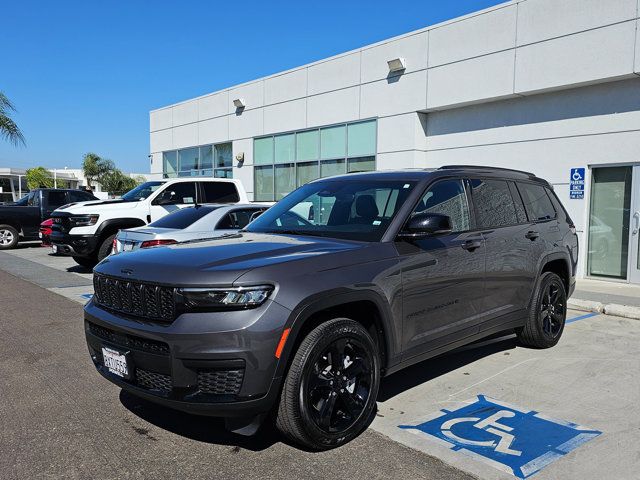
[399,395,601,478]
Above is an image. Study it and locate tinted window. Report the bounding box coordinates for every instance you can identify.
[27,191,40,207]
[509,182,528,223]
[412,180,470,233]
[156,182,197,205]
[470,179,518,228]
[247,180,416,242]
[69,191,95,202]
[47,191,68,208]
[149,206,218,229]
[201,182,240,203]
[517,182,556,221]
[217,209,263,230]
[122,181,165,202]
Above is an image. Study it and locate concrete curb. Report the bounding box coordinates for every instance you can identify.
[568,298,640,320]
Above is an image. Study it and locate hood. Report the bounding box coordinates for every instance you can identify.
[95,232,369,286]
[54,199,138,214]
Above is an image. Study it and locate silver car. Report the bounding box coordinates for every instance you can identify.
[112,203,268,255]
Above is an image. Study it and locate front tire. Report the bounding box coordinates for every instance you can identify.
[72,256,97,269]
[96,233,116,262]
[276,318,380,450]
[517,272,567,348]
[0,225,19,250]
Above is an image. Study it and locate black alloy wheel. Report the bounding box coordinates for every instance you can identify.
[540,279,565,340]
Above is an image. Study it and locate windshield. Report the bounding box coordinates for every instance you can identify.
[121,181,165,202]
[246,179,417,242]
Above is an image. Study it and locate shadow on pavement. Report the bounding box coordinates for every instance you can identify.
[119,390,280,451]
[378,334,518,402]
[66,265,93,274]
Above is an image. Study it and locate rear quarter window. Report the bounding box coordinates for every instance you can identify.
[201,182,240,203]
[517,182,556,222]
[149,206,218,229]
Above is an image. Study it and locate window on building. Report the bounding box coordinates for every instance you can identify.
[253,120,377,201]
[161,142,233,179]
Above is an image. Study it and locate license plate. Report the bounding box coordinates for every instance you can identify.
[102,347,129,378]
[123,242,135,252]
[51,245,58,253]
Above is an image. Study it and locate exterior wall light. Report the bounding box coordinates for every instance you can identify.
[233,98,246,109]
[387,57,406,73]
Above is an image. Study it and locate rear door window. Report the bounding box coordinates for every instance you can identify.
[150,206,218,229]
[469,179,518,228]
[216,209,263,230]
[201,182,240,203]
[46,190,69,208]
[517,182,556,222]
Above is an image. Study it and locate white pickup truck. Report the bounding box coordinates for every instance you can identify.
[50,178,249,267]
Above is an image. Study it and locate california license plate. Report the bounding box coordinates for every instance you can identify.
[102,347,129,378]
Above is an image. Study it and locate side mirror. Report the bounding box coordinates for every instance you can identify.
[398,212,453,239]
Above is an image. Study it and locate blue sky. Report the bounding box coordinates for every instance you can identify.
[1,0,505,173]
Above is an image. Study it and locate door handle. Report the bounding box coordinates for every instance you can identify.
[525,231,540,240]
[461,240,483,251]
[633,212,640,235]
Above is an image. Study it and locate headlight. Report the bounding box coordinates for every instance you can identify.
[177,285,273,310]
[70,214,99,227]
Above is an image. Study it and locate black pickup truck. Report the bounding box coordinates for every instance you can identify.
[0,188,97,250]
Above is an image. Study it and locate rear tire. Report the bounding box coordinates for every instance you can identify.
[96,234,116,262]
[276,318,380,450]
[0,225,19,250]
[72,256,97,268]
[517,272,567,348]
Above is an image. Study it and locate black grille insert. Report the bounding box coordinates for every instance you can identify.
[136,369,172,393]
[197,369,244,395]
[86,321,170,355]
[93,273,176,322]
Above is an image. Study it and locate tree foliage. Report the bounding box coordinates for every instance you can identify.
[98,170,138,194]
[26,167,54,189]
[82,153,114,188]
[0,92,25,146]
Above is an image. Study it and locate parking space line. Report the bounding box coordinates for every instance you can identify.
[566,312,599,325]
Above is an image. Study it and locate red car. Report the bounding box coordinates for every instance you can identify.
[39,218,54,246]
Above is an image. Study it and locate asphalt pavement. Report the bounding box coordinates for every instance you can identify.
[0,268,473,480]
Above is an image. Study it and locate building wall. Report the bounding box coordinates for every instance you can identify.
[150,0,640,278]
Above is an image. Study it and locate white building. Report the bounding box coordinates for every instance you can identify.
[149,0,640,285]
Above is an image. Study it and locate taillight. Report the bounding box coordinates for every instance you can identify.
[140,239,177,249]
[112,237,118,251]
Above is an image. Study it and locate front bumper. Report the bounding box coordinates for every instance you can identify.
[84,298,292,417]
[50,231,99,257]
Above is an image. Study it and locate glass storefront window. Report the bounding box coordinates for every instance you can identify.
[347,121,376,157]
[297,161,319,187]
[178,148,199,173]
[275,163,296,200]
[320,159,346,178]
[215,169,233,178]
[320,125,346,159]
[275,134,296,164]
[200,145,213,170]
[215,143,232,168]
[254,166,274,202]
[163,151,177,177]
[348,156,375,173]
[254,137,274,165]
[588,167,632,279]
[296,130,318,162]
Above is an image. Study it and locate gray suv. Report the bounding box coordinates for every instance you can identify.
[85,166,578,450]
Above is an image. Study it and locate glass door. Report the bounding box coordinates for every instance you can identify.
[587,167,633,280]
[629,166,640,284]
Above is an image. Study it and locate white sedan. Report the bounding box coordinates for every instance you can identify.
[111,203,269,255]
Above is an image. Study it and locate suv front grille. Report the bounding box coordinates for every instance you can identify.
[93,273,175,322]
[136,369,172,393]
[86,321,170,355]
[197,369,244,395]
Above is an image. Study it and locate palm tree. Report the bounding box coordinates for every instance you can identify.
[0,92,25,146]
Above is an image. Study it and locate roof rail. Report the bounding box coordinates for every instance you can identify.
[437,165,536,177]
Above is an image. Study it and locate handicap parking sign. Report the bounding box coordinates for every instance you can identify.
[399,395,601,479]
[570,168,585,199]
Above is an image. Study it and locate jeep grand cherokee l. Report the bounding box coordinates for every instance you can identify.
[84,166,577,450]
